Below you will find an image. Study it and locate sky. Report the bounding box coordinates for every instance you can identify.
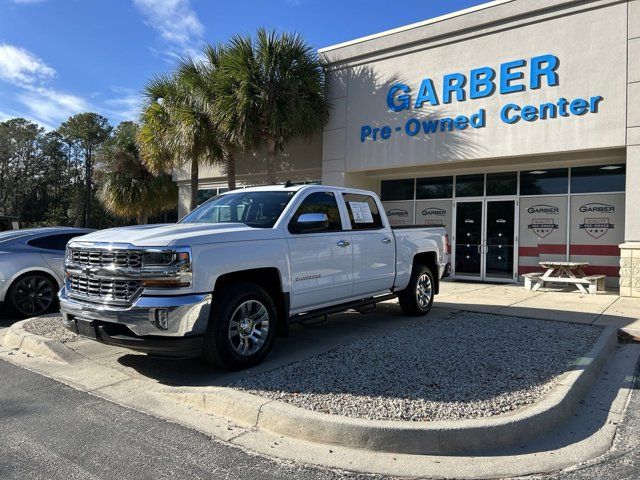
[0,0,489,130]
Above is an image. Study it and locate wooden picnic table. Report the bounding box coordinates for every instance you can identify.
[524,261,606,294]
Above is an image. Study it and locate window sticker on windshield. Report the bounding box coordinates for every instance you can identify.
[349,201,374,223]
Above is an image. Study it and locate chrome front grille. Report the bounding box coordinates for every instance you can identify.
[68,274,142,303]
[69,247,142,269]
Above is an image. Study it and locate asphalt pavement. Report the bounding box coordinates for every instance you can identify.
[0,359,382,480]
[533,360,640,480]
[1,357,638,480]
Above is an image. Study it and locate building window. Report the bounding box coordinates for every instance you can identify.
[455,174,484,197]
[416,176,453,199]
[571,164,625,193]
[197,189,217,204]
[486,172,517,196]
[381,179,414,201]
[343,193,384,230]
[520,168,568,195]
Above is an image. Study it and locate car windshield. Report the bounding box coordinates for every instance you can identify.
[180,191,297,228]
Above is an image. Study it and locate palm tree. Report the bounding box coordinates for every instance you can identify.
[98,122,177,224]
[214,28,329,184]
[138,68,223,213]
[176,46,239,191]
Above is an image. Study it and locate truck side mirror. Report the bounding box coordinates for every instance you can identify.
[294,213,329,233]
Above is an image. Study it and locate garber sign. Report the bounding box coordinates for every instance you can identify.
[360,54,604,143]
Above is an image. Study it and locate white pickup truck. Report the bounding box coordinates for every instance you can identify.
[59,185,450,370]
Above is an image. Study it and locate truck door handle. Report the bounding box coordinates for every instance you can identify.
[382,238,392,244]
[337,240,351,247]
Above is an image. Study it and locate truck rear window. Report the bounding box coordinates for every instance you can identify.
[342,193,384,230]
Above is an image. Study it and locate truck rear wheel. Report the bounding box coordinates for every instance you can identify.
[203,282,277,370]
[398,265,434,316]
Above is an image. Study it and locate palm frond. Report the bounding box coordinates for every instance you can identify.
[99,122,178,220]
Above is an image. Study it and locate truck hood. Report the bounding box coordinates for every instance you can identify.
[74,223,284,247]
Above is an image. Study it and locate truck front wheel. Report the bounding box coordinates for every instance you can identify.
[203,283,277,370]
[398,265,434,316]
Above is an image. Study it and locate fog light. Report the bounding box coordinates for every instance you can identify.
[153,309,169,330]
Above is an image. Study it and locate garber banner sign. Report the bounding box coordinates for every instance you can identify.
[360,54,604,143]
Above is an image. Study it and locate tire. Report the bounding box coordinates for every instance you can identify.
[203,282,277,370]
[398,264,435,316]
[7,273,57,318]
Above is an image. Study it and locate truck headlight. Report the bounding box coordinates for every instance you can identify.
[141,247,192,288]
[142,249,190,267]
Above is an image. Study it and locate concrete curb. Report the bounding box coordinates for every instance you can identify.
[620,327,640,342]
[2,319,78,363]
[3,316,620,455]
[169,326,619,455]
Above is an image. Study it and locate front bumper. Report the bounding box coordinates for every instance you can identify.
[59,288,212,358]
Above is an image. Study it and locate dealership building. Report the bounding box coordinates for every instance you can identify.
[176,0,640,296]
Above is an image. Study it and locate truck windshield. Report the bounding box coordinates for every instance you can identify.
[180,191,296,228]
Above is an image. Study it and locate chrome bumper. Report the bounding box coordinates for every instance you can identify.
[59,287,212,337]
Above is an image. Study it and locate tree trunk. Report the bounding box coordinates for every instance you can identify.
[265,138,277,184]
[225,149,236,191]
[137,213,148,225]
[189,158,199,212]
[84,147,92,228]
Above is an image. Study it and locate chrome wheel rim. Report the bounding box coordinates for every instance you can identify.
[13,275,54,316]
[416,273,432,310]
[228,300,270,357]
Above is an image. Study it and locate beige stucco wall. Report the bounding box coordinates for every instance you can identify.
[620,0,640,296]
[625,0,640,242]
[173,134,322,184]
[175,134,322,217]
[321,0,628,179]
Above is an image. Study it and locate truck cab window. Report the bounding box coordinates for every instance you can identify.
[342,193,384,230]
[289,192,342,233]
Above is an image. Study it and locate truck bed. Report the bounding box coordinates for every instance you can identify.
[391,225,446,230]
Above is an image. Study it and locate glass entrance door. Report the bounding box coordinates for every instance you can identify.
[484,200,516,281]
[454,199,517,281]
[454,201,483,278]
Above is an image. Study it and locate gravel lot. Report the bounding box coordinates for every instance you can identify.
[236,312,602,422]
[23,314,77,343]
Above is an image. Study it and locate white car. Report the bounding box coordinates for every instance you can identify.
[0,228,94,317]
[59,185,450,370]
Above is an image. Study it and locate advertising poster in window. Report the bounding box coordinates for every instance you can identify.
[569,193,624,277]
[518,196,568,273]
[382,201,415,226]
[416,200,452,238]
